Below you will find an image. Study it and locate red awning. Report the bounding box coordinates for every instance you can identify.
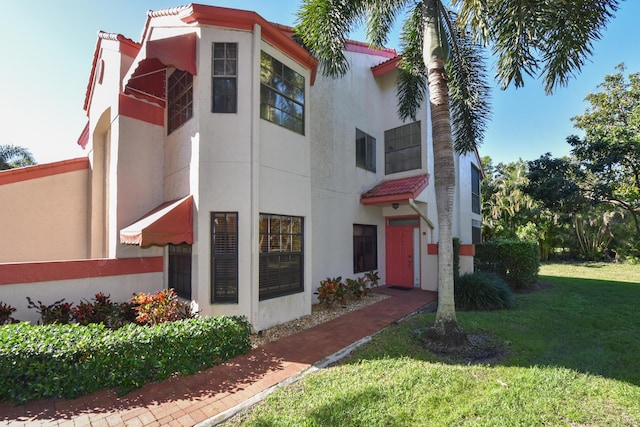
[123,33,197,106]
[120,195,194,247]
[360,174,429,205]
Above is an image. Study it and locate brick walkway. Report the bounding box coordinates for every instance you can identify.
[1,287,436,427]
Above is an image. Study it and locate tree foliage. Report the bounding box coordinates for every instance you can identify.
[0,145,36,170]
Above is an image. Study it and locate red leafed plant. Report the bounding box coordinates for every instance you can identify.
[0,301,18,325]
[131,289,194,326]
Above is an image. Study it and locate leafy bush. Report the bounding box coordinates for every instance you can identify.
[346,277,369,299]
[0,302,18,325]
[26,297,73,325]
[317,277,347,306]
[475,239,540,289]
[70,293,129,329]
[455,272,514,311]
[131,288,194,325]
[0,316,251,404]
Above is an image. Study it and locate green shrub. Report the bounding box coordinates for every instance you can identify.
[475,239,540,289]
[455,272,514,311]
[316,277,347,306]
[0,316,251,404]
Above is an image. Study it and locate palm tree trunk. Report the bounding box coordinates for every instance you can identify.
[428,57,466,342]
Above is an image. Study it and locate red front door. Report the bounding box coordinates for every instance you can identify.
[386,218,419,288]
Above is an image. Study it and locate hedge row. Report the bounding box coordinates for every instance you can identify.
[474,239,540,289]
[0,316,251,404]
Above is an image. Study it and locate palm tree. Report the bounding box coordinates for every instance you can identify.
[0,144,36,170]
[296,0,619,342]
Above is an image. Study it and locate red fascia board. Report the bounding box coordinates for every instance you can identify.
[119,94,165,126]
[372,56,401,78]
[0,157,89,186]
[0,257,163,286]
[77,121,90,148]
[179,4,318,84]
[360,193,414,206]
[345,40,396,58]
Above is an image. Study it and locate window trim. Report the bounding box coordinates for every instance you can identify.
[353,224,378,273]
[259,51,305,135]
[356,128,376,172]
[471,165,481,215]
[211,212,239,304]
[169,243,192,300]
[259,213,304,300]
[384,121,422,175]
[212,42,238,114]
[167,69,193,134]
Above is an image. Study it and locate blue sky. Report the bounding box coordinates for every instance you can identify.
[1,1,638,165]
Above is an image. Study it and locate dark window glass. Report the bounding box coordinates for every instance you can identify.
[472,219,482,244]
[211,212,238,303]
[259,214,304,300]
[353,224,377,273]
[356,128,376,172]
[384,121,421,174]
[260,51,305,134]
[471,165,481,214]
[169,243,192,299]
[168,69,193,134]
[212,42,238,113]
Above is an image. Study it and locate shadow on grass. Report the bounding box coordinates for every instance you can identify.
[343,275,640,387]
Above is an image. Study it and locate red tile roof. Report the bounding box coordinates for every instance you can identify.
[361,174,429,205]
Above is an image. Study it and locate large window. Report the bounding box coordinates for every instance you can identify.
[353,224,377,273]
[167,69,193,134]
[169,243,192,299]
[384,121,421,174]
[471,165,481,214]
[260,51,305,134]
[356,129,376,172]
[211,212,238,303]
[212,42,237,113]
[259,214,304,300]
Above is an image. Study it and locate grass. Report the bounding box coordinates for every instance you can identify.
[225,263,640,426]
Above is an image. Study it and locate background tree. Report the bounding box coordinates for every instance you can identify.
[569,65,640,243]
[296,0,620,341]
[0,145,36,170]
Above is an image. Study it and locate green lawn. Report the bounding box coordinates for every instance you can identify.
[226,263,640,426]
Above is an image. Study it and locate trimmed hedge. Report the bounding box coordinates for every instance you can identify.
[0,316,251,404]
[455,272,514,311]
[475,240,540,289]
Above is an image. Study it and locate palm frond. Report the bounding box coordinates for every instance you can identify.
[295,0,369,78]
[537,0,619,94]
[363,0,412,47]
[397,4,427,122]
[441,9,491,153]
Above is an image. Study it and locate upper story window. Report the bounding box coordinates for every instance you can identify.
[356,129,376,172]
[260,51,305,135]
[471,165,481,214]
[384,121,421,175]
[168,69,193,134]
[212,43,238,113]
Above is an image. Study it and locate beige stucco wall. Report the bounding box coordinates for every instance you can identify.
[0,166,90,263]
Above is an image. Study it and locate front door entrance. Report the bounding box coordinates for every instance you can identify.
[386,217,420,288]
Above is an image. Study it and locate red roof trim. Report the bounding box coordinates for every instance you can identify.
[371,56,401,77]
[168,4,318,85]
[77,121,90,149]
[360,174,429,206]
[0,157,89,186]
[344,40,397,58]
[84,32,141,114]
[0,257,163,286]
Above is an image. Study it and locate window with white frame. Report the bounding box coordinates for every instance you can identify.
[211,212,239,303]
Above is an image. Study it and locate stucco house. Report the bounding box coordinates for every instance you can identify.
[0,4,482,331]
